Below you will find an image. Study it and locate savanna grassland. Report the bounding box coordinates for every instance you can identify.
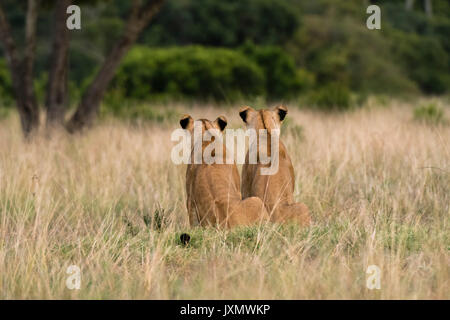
[0,99,449,299]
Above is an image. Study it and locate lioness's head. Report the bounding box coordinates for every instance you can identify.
[179,114,227,133]
[179,114,228,150]
[239,105,287,133]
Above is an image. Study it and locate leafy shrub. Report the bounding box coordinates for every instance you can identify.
[241,42,313,99]
[286,9,420,96]
[390,31,450,94]
[413,103,446,125]
[309,82,352,111]
[142,206,171,231]
[109,46,265,102]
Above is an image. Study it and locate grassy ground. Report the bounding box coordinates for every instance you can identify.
[0,100,449,299]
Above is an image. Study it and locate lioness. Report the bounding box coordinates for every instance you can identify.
[239,105,311,226]
[180,114,268,228]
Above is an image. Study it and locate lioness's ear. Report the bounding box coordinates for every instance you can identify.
[275,105,288,122]
[239,106,255,123]
[180,114,193,130]
[215,116,227,131]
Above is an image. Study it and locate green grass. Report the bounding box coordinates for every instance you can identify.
[413,102,447,125]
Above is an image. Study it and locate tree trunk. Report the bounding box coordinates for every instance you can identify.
[405,0,415,10]
[46,0,72,127]
[0,0,40,137]
[424,0,433,17]
[66,0,165,133]
[22,0,40,134]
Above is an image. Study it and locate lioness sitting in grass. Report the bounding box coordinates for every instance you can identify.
[180,114,268,228]
[239,105,311,226]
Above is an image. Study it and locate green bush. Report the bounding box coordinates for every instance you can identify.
[241,42,313,99]
[413,103,446,125]
[286,10,419,96]
[309,82,352,111]
[109,46,265,102]
[390,31,450,94]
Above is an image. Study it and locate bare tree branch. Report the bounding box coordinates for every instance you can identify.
[22,0,40,113]
[0,0,40,136]
[46,0,72,127]
[67,0,165,132]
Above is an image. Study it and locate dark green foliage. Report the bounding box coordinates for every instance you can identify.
[109,46,265,102]
[309,83,352,111]
[286,5,419,96]
[140,0,299,47]
[108,44,315,103]
[390,31,450,94]
[381,2,450,94]
[241,42,312,99]
[0,0,449,110]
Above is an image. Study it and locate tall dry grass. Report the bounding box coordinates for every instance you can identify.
[0,101,449,299]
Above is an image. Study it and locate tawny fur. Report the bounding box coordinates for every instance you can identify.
[180,115,269,228]
[239,105,311,226]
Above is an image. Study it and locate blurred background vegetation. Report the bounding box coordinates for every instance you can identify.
[0,0,449,113]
